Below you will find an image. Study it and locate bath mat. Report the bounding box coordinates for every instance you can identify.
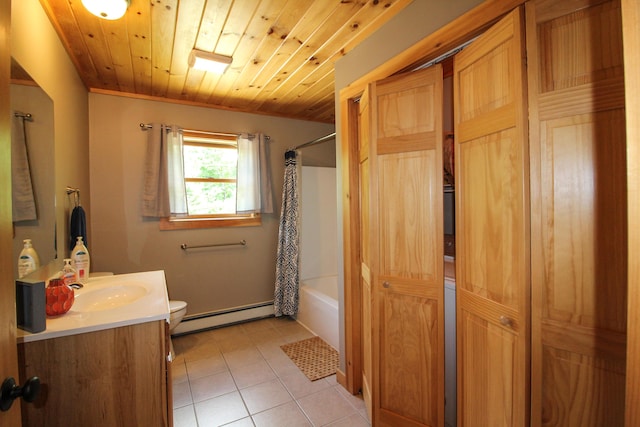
[280,336,338,381]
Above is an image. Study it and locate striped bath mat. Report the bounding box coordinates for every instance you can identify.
[280,336,338,381]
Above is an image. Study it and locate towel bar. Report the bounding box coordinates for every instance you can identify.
[180,240,246,250]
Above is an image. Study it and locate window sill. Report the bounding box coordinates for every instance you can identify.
[159,214,261,230]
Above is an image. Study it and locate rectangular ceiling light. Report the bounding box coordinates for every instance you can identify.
[188,49,232,74]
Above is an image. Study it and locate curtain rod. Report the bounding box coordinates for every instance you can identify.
[293,132,336,150]
[139,123,269,141]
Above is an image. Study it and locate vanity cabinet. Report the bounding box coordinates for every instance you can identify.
[18,320,172,427]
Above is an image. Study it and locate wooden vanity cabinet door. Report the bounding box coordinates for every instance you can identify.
[19,321,169,427]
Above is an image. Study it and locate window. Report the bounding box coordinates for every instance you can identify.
[160,130,261,230]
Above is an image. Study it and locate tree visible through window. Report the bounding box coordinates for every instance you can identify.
[182,131,238,215]
[159,130,262,230]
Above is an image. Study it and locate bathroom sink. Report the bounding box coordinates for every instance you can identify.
[72,281,149,312]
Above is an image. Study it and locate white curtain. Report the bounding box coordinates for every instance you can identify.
[142,124,188,217]
[237,133,273,214]
[166,126,188,215]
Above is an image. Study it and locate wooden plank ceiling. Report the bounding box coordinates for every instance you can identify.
[38,0,413,123]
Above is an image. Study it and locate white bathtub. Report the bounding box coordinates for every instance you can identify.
[296,275,339,350]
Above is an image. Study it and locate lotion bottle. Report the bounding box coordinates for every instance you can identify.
[61,258,78,286]
[71,236,90,282]
[18,239,40,279]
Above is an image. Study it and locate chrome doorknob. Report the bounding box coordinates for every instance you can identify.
[0,376,40,411]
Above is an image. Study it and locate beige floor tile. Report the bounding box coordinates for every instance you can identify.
[240,318,276,334]
[194,391,249,427]
[207,324,246,341]
[186,353,228,380]
[223,418,255,427]
[190,370,237,403]
[173,404,198,427]
[264,352,300,377]
[252,401,312,427]
[278,368,332,399]
[230,359,277,389]
[335,384,367,412]
[217,335,254,353]
[297,387,357,426]
[325,413,370,427]
[173,381,193,409]
[223,346,265,370]
[172,359,189,384]
[239,378,293,415]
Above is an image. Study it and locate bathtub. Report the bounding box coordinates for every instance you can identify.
[296,275,339,350]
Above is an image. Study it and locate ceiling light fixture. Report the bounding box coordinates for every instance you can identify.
[81,0,130,20]
[188,49,233,74]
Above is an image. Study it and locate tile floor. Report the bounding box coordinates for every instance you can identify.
[171,316,370,427]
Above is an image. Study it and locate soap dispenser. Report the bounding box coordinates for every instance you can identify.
[61,258,78,286]
[71,236,90,282]
[18,239,40,278]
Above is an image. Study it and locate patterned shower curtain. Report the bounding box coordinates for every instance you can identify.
[274,150,300,317]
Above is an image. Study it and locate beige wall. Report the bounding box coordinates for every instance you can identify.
[11,0,90,266]
[88,93,334,315]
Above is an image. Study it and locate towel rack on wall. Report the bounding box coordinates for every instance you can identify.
[66,186,81,207]
[180,240,247,250]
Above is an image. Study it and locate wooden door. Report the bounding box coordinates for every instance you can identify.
[370,64,444,427]
[526,0,628,425]
[453,7,530,427]
[0,0,22,425]
[358,85,374,421]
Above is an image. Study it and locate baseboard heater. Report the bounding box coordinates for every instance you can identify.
[171,301,274,336]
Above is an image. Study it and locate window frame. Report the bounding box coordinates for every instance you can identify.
[160,130,262,230]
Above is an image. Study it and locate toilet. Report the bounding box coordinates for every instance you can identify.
[168,300,187,360]
[169,300,187,333]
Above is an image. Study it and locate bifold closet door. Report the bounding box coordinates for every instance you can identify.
[526,0,628,425]
[454,7,530,427]
[358,85,373,421]
[370,65,445,427]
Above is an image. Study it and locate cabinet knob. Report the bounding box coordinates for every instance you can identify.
[382,281,391,288]
[0,376,41,412]
[499,316,513,328]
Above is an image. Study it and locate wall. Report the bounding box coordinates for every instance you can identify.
[11,0,90,267]
[332,0,484,369]
[88,93,334,316]
[10,84,56,270]
[300,166,338,280]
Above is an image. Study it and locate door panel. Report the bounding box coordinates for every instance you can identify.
[371,65,444,427]
[527,0,627,425]
[454,7,530,427]
[1,0,22,424]
[358,85,373,420]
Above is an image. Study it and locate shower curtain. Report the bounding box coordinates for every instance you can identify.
[274,150,301,317]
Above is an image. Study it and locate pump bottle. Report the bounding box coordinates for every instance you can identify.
[18,239,40,279]
[71,236,90,283]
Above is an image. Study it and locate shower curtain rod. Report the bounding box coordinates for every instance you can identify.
[139,123,270,141]
[293,132,336,150]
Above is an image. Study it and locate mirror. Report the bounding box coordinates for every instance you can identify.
[10,58,56,277]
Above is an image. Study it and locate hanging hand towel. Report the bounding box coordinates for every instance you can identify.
[69,205,87,249]
[11,115,37,221]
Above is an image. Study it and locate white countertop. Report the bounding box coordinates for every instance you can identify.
[17,270,170,343]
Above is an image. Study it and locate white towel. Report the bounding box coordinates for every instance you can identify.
[11,115,37,222]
